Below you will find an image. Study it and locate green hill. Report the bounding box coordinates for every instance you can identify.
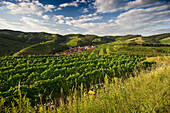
[13,40,68,57]
[0,30,67,56]
[0,29,170,56]
[0,37,30,56]
[142,33,170,43]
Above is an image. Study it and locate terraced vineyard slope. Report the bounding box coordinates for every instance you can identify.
[84,43,170,56]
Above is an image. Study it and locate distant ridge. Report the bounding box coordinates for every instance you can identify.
[0,29,169,56]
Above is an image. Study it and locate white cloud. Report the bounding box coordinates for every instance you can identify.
[93,0,126,13]
[82,8,88,13]
[53,15,72,24]
[71,16,102,25]
[0,18,24,29]
[79,13,97,18]
[0,17,60,33]
[58,0,85,8]
[59,1,78,8]
[56,7,62,11]
[79,0,87,3]
[70,5,170,35]
[53,15,64,21]
[149,27,170,35]
[0,0,169,36]
[93,0,167,13]
[16,0,30,2]
[127,0,166,8]
[115,5,170,30]
[53,13,102,25]
[58,0,87,10]
[42,15,50,20]
[75,22,114,34]
[20,17,48,26]
[108,19,115,23]
[50,4,170,36]
[44,4,55,12]
[1,0,55,16]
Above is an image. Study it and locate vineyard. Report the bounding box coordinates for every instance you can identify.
[0,54,154,105]
[84,43,170,56]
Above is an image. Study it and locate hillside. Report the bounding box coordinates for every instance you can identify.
[0,30,65,56]
[0,37,30,56]
[83,42,170,57]
[0,29,170,56]
[13,40,69,56]
[142,33,170,43]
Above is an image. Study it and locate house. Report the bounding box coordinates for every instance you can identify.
[55,45,94,55]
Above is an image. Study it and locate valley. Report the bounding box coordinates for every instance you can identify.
[0,29,169,113]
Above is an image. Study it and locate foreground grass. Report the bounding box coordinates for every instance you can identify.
[0,57,169,113]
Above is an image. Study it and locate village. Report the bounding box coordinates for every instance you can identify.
[55,45,94,55]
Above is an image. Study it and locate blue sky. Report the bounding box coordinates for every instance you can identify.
[0,0,169,36]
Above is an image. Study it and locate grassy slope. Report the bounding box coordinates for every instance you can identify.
[123,37,145,43]
[66,36,82,47]
[160,37,170,44]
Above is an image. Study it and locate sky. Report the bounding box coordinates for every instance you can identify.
[0,0,169,36]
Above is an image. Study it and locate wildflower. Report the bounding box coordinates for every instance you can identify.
[114,77,117,80]
[39,106,43,112]
[88,90,95,95]
[86,94,89,97]
[34,106,37,110]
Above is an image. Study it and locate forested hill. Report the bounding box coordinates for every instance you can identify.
[0,29,170,56]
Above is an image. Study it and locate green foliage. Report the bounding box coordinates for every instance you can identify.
[0,56,169,113]
[0,54,154,106]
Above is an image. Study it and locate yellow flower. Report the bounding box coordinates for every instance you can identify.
[114,77,117,80]
[88,90,95,95]
[39,106,43,112]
